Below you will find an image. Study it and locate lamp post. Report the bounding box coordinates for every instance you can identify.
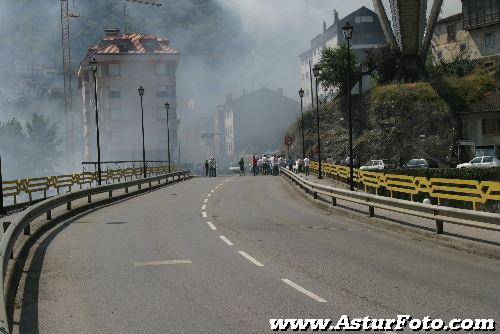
[343,21,355,191]
[312,64,323,179]
[164,100,171,173]
[89,57,102,185]
[298,88,306,159]
[138,86,146,178]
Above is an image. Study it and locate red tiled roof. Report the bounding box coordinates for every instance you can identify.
[83,32,179,60]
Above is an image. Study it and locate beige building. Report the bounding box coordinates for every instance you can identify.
[78,28,180,162]
[433,1,500,67]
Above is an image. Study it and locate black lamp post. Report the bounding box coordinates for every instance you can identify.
[312,64,323,179]
[138,85,146,178]
[164,100,171,173]
[343,21,355,191]
[89,57,102,185]
[298,88,306,159]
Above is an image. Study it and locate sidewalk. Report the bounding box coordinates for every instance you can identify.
[291,171,500,258]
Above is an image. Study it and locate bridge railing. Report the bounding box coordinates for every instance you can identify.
[281,167,500,235]
[310,162,500,211]
[1,166,176,212]
[0,169,190,334]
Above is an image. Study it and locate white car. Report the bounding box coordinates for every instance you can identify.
[456,156,500,169]
[360,160,385,171]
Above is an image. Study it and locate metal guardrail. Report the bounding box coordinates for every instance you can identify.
[0,170,190,334]
[281,167,500,234]
[1,166,177,213]
[311,162,500,211]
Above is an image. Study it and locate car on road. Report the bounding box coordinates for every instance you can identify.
[359,159,395,171]
[403,158,439,169]
[227,162,241,174]
[456,156,500,169]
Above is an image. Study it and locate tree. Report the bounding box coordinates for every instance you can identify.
[0,118,31,179]
[427,52,479,79]
[317,44,359,97]
[25,113,62,174]
[364,44,403,84]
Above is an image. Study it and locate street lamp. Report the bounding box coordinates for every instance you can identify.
[312,64,323,179]
[138,86,146,178]
[89,57,102,185]
[298,88,306,160]
[164,100,171,173]
[343,21,355,191]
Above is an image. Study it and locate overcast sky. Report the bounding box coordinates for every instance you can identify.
[216,0,462,99]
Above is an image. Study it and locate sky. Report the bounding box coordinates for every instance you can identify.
[215,0,462,100]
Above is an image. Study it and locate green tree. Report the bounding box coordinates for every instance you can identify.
[317,44,359,97]
[427,52,479,78]
[25,113,62,174]
[364,44,403,84]
[0,118,31,179]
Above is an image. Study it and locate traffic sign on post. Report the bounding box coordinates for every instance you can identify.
[285,136,293,146]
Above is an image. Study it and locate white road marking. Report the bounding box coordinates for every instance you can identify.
[238,251,264,267]
[281,279,327,303]
[219,235,234,246]
[211,189,215,193]
[204,199,208,203]
[206,221,217,230]
[215,185,220,189]
[207,193,212,197]
[202,212,208,218]
[134,260,192,267]
[202,205,207,210]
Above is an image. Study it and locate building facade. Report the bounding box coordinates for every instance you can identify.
[298,7,385,108]
[78,28,180,162]
[433,0,500,67]
[221,87,298,161]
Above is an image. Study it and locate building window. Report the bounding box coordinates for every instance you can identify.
[447,24,456,43]
[437,51,443,60]
[460,43,468,52]
[108,63,120,76]
[355,16,373,23]
[109,108,122,121]
[108,86,121,98]
[482,118,500,134]
[485,32,494,48]
[156,85,168,97]
[156,62,167,75]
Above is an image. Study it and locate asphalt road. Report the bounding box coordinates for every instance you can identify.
[17,175,500,333]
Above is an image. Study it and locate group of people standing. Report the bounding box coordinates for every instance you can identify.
[251,155,286,176]
[204,158,217,177]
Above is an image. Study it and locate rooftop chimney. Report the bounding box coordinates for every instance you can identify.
[333,10,339,24]
[105,28,120,37]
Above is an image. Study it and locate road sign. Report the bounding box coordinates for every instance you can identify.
[285,136,293,146]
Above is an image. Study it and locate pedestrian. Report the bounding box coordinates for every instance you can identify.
[303,156,311,176]
[257,157,263,175]
[288,156,293,170]
[271,155,279,176]
[213,158,217,177]
[252,155,258,176]
[208,158,216,177]
[239,157,245,176]
[204,160,209,177]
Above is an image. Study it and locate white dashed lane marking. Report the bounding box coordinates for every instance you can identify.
[238,251,264,267]
[219,236,234,246]
[202,205,207,210]
[202,212,208,218]
[134,260,192,267]
[281,279,327,303]
[206,222,217,230]
[204,199,208,203]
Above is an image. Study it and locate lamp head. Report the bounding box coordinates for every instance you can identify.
[89,57,98,72]
[165,100,170,110]
[312,64,320,78]
[342,22,353,40]
[298,88,304,98]
[138,86,145,96]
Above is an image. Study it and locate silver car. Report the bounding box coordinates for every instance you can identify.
[456,156,500,169]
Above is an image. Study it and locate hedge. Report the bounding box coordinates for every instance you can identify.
[386,167,500,181]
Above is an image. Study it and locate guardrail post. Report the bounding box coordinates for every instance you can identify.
[332,197,337,206]
[87,194,92,203]
[67,201,72,210]
[313,191,318,199]
[435,220,444,234]
[3,222,13,259]
[125,187,129,194]
[47,210,52,220]
[138,184,142,190]
[24,223,30,235]
[108,190,112,198]
[368,206,375,218]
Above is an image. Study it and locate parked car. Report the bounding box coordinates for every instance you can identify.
[227,162,240,174]
[360,159,396,171]
[403,158,439,169]
[456,156,500,169]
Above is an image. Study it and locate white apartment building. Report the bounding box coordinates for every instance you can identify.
[78,28,180,162]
